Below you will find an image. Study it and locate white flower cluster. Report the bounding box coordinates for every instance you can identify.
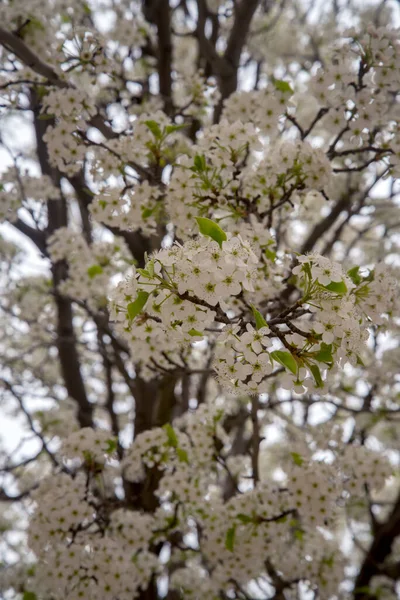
[108,213,398,391]
[28,472,95,554]
[166,122,332,240]
[24,408,393,600]
[42,88,96,123]
[109,233,258,379]
[222,86,288,136]
[0,170,59,223]
[90,180,163,235]
[48,227,132,309]
[61,427,116,466]
[43,121,87,176]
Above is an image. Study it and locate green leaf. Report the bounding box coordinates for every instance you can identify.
[322,280,348,295]
[272,77,293,94]
[164,423,178,448]
[176,448,189,463]
[188,328,204,337]
[290,452,304,467]
[225,525,236,552]
[347,266,362,285]
[264,247,276,261]
[270,350,297,375]
[38,113,55,120]
[310,364,324,388]
[294,529,304,541]
[87,265,103,278]
[314,343,333,364]
[194,154,206,172]
[141,207,154,219]
[105,439,118,454]
[165,124,185,135]
[127,291,149,321]
[83,2,92,15]
[195,217,227,248]
[23,593,37,600]
[147,259,155,278]
[251,305,268,330]
[137,268,152,278]
[356,354,365,367]
[144,120,162,139]
[236,513,254,524]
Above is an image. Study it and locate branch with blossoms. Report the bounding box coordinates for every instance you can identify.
[1,4,400,600]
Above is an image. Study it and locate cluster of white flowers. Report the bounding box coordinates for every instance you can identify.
[61,427,117,466]
[166,123,332,240]
[90,180,163,235]
[48,227,132,308]
[23,401,393,600]
[222,86,288,136]
[109,232,259,379]
[42,88,96,122]
[43,121,87,176]
[0,170,59,223]
[108,217,397,392]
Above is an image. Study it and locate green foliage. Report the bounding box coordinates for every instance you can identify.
[309,364,324,388]
[347,266,362,285]
[164,423,178,448]
[290,452,304,466]
[270,350,298,374]
[323,280,347,295]
[193,154,207,173]
[251,305,268,330]
[225,525,236,551]
[145,120,163,139]
[271,77,293,94]
[87,265,104,278]
[127,291,149,321]
[195,217,227,247]
[314,343,333,365]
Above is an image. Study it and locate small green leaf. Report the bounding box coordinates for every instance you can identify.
[23,593,37,600]
[188,328,203,337]
[236,513,254,524]
[314,343,333,364]
[164,423,178,448]
[194,154,206,172]
[225,525,236,552]
[141,207,154,219]
[310,364,324,388]
[127,291,149,321]
[270,350,297,375]
[144,120,162,139]
[264,247,276,261]
[195,217,227,248]
[322,280,348,295]
[147,259,155,278]
[137,268,151,278]
[290,452,304,467]
[38,113,55,120]
[294,529,304,541]
[87,265,103,278]
[251,305,268,330]
[176,448,189,463]
[272,77,293,94]
[347,266,362,285]
[356,354,365,367]
[105,439,118,454]
[165,124,185,135]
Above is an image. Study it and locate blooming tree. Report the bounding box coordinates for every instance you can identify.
[1,0,400,599]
